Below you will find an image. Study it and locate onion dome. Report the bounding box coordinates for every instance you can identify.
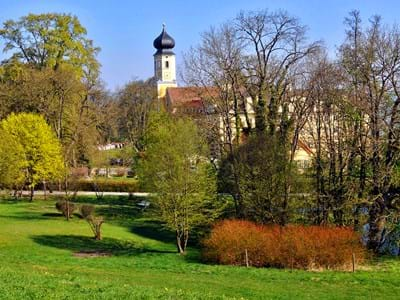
[153,24,175,55]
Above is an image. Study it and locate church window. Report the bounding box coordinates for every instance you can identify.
[165,61,169,68]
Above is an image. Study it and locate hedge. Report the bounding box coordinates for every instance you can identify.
[44,178,139,193]
[202,219,367,270]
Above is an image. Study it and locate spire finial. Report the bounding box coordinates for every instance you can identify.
[162,23,166,30]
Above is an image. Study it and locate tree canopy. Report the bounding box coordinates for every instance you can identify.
[138,112,222,253]
[0,113,64,199]
[0,13,100,82]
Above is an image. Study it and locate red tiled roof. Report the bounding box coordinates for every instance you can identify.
[184,99,204,108]
[166,87,217,108]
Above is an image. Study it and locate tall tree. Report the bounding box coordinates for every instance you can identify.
[116,79,156,152]
[305,54,358,225]
[340,12,400,251]
[0,13,100,82]
[235,9,320,134]
[138,112,221,254]
[183,24,247,215]
[0,63,106,167]
[0,113,64,200]
[219,134,297,224]
[0,13,105,167]
[183,10,320,218]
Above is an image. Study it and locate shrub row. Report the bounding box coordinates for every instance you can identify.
[46,179,139,193]
[77,179,139,193]
[202,219,366,270]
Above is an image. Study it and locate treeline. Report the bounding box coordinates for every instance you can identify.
[1,10,400,254]
[183,9,400,253]
[0,13,155,169]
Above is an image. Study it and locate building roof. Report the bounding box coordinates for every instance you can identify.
[153,25,175,55]
[165,87,217,107]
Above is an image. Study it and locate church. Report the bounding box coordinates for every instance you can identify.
[152,26,313,165]
[152,25,209,115]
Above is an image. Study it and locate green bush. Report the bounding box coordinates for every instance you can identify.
[55,200,76,219]
[47,178,139,193]
[79,204,103,240]
[80,204,95,219]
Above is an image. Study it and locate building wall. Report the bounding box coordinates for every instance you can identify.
[155,54,177,99]
[154,54,176,82]
[158,82,177,99]
[216,96,314,163]
[293,148,313,168]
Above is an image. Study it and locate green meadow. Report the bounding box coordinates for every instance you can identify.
[0,196,398,300]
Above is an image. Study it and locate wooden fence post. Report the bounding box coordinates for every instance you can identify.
[245,249,249,267]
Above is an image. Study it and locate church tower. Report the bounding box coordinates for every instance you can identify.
[153,25,177,99]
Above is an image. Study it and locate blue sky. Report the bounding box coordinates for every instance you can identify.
[0,0,399,91]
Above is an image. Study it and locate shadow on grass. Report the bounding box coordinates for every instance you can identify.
[73,195,146,224]
[0,211,83,221]
[42,212,66,218]
[96,205,142,221]
[0,198,31,204]
[130,220,176,244]
[72,195,145,207]
[32,234,175,256]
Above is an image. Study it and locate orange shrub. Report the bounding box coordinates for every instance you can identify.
[202,220,366,270]
[202,220,274,267]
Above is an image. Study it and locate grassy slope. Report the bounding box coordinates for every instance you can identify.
[0,197,398,300]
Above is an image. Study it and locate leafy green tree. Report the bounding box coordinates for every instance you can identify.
[138,112,221,254]
[0,127,25,190]
[218,134,298,225]
[116,78,156,151]
[0,13,100,82]
[0,64,84,133]
[0,13,106,167]
[0,62,110,167]
[0,113,64,200]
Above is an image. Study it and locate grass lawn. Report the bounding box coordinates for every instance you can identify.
[0,196,398,299]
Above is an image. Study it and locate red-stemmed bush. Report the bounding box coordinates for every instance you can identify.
[202,220,366,270]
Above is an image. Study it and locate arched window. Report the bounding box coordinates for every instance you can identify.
[165,61,169,68]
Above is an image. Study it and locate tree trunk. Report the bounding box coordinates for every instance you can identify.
[255,91,266,132]
[176,230,186,254]
[43,181,47,201]
[30,186,34,202]
[95,228,102,240]
[66,199,70,221]
[367,197,386,252]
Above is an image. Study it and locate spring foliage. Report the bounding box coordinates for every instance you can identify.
[0,113,64,190]
[138,112,222,253]
[0,13,100,81]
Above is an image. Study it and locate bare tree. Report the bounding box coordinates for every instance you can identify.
[340,11,400,251]
[235,9,320,135]
[183,23,247,215]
